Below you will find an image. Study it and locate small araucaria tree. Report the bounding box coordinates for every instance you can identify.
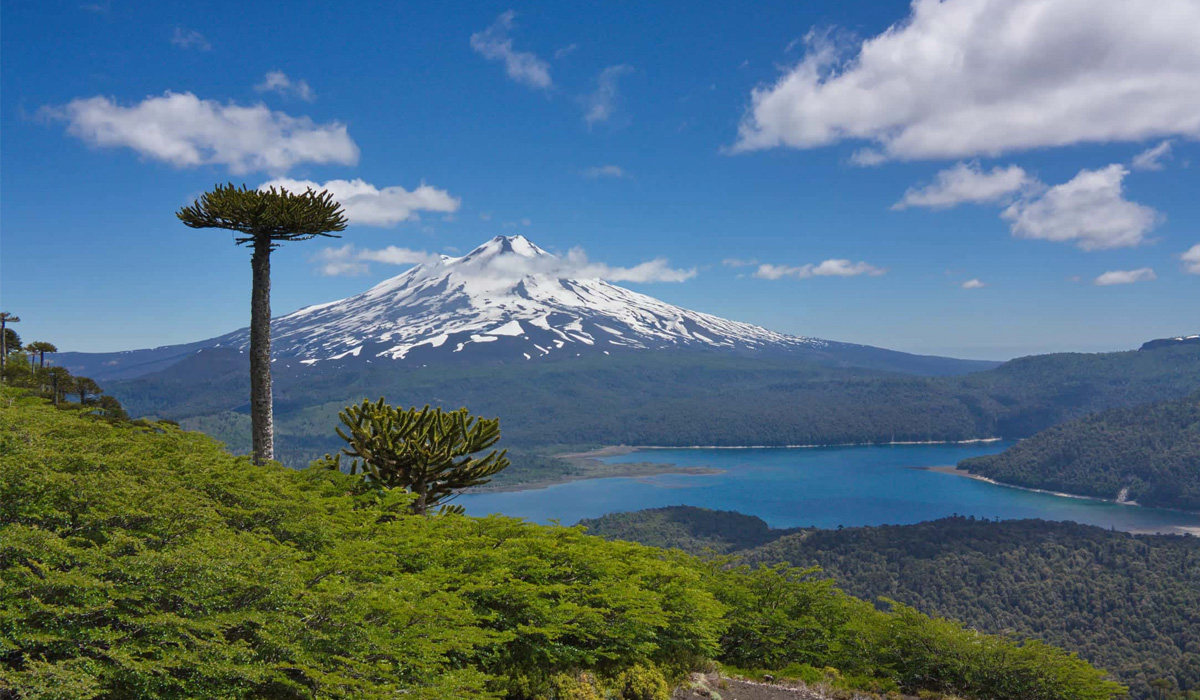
[0,312,20,380]
[331,399,511,515]
[177,184,347,465]
[76,376,102,406]
[27,341,57,368]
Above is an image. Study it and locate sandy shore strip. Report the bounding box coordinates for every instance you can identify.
[922,466,1200,534]
[921,465,1139,503]
[474,446,723,493]
[627,437,1007,450]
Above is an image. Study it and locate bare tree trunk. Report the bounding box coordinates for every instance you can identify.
[250,237,275,465]
[1,321,7,380]
[413,483,428,516]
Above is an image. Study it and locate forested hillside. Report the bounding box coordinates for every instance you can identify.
[959,390,1200,510]
[110,343,1200,468]
[582,507,1200,700]
[0,390,1123,700]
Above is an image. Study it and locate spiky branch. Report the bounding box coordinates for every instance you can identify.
[334,399,511,515]
[177,183,348,246]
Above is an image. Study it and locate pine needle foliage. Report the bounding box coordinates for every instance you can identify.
[176,183,348,246]
[332,399,511,514]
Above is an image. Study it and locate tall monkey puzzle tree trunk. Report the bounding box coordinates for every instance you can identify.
[0,313,19,381]
[249,236,275,463]
[177,184,346,465]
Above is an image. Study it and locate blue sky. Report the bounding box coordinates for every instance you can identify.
[2,0,1197,359]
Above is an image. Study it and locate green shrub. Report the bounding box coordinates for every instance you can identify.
[776,663,827,684]
[0,389,1126,700]
[701,562,1125,700]
[0,389,719,699]
[540,672,603,700]
[613,664,670,700]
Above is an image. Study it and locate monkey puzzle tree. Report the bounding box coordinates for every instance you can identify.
[26,341,57,368]
[45,367,72,406]
[331,399,511,515]
[0,312,19,379]
[75,376,102,406]
[95,394,129,420]
[177,184,347,464]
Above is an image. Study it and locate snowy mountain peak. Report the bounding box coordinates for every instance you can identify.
[216,236,826,366]
[460,235,549,262]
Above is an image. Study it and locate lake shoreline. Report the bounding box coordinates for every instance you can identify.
[472,446,722,493]
[480,441,1007,494]
[919,465,1131,503]
[607,437,1008,451]
[921,465,1200,534]
[463,443,1200,536]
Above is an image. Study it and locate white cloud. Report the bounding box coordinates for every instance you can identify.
[1094,268,1156,286]
[259,178,460,227]
[961,278,987,289]
[753,259,886,280]
[733,0,1200,161]
[554,44,577,59]
[313,244,443,276]
[553,248,696,283]
[583,164,627,178]
[722,258,758,268]
[171,26,210,50]
[470,11,551,89]
[1001,164,1161,250]
[1181,243,1200,274]
[583,65,633,127]
[45,92,358,175]
[1131,140,1174,171]
[893,162,1034,210]
[315,239,696,283]
[255,70,314,101]
[895,161,1165,252]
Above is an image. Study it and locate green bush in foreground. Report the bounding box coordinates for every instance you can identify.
[0,389,1123,699]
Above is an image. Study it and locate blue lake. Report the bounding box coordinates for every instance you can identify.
[460,442,1200,534]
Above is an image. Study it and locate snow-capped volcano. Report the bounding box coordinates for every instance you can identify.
[214,235,826,365]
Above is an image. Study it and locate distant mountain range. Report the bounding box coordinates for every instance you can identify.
[1141,334,1200,351]
[58,235,996,381]
[54,236,1200,465]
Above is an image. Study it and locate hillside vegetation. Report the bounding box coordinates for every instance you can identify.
[582,507,1200,700]
[959,390,1200,510]
[110,343,1200,469]
[0,390,1124,700]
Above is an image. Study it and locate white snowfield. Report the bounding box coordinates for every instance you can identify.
[217,235,826,365]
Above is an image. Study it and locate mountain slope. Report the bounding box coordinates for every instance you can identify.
[59,235,996,380]
[582,507,1200,700]
[959,389,1200,510]
[224,235,830,364]
[106,340,1200,469]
